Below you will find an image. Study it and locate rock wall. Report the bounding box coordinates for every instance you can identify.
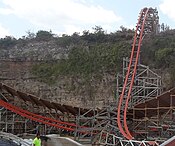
[0,40,116,108]
[0,40,69,61]
[0,59,115,108]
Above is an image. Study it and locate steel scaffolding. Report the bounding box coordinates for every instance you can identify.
[117,57,162,107]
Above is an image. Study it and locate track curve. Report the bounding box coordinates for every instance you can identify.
[117,7,159,140]
[0,99,76,131]
[0,7,159,143]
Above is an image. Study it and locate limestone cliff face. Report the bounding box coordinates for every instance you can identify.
[0,40,116,108]
[0,40,69,61]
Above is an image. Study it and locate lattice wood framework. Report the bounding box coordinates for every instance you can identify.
[131,88,175,142]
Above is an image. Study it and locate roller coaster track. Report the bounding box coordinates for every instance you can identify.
[0,99,77,132]
[0,7,159,144]
[0,82,92,134]
[117,7,159,140]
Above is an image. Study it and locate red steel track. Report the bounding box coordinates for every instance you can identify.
[0,7,159,141]
[117,7,158,140]
[0,82,90,134]
[0,99,76,131]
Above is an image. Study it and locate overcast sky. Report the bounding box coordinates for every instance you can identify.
[0,0,175,38]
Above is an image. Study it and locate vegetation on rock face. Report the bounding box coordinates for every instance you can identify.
[31,26,132,85]
[36,30,54,41]
[0,36,17,49]
[141,30,175,88]
[1,26,175,89]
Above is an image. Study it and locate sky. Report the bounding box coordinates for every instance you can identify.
[0,0,175,38]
